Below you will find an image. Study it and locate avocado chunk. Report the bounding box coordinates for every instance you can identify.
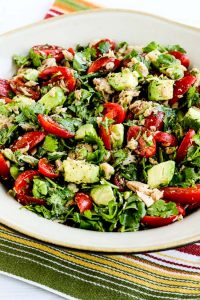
[183,106,200,131]
[108,68,138,91]
[12,95,35,108]
[38,87,66,113]
[23,69,39,81]
[90,185,115,206]
[110,124,124,148]
[75,124,97,140]
[148,161,175,188]
[148,79,174,101]
[63,158,99,184]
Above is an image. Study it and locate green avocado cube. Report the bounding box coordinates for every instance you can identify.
[183,106,200,131]
[38,87,66,113]
[108,68,138,91]
[148,160,175,188]
[90,184,115,206]
[148,79,174,101]
[75,124,97,140]
[63,158,99,184]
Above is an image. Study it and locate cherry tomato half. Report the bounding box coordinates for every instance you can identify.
[163,186,200,204]
[91,38,116,57]
[176,129,195,162]
[141,215,178,227]
[127,126,156,158]
[87,57,120,74]
[32,45,65,62]
[39,66,76,92]
[170,75,196,105]
[144,111,164,131]
[99,125,111,150]
[168,51,190,68]
[0,79,11,97]
[14,170,39,194]
[11,131,46,152]
[103,103,126,124]
[154,132,177,147]
[38,158,59,178]
[38,114,74,139]
[141,203,185,228]
[0,153,10,179]
[17,193,46,206]
[75,192,93,213]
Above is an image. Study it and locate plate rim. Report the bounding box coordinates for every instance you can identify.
[0,9,200,252]
[0,7,199,39]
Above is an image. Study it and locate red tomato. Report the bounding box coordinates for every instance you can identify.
[99,125,111,150]
[0,153,10,179]
[38,158,59,178]
[38,114,74,139]
[176,129,195,162]
[113,173,126,192]
[3,97,12,103]
[0,79,11,97]
[11,131,46,152]
[39,66,76,92]
[127,126,156,158]
[32,45,64,62]
[170,75,196,105]
[10,77,40,100]
[168,51,190,68]
[154,132,177,147]
[145,111,164,131]
[141,215,178,227]
[67,47,75,56]
[87,57,120,74]
[92,38,116,57]
[163,186,200,204]
[14,170,39,194]
[17,193,46,205]
[75,192,93,213]
[103,103,126,124]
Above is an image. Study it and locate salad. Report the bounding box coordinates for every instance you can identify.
[0,39,200,232]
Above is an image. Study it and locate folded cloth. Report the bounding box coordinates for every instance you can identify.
[0,223,200,300]
[0,1,199,300]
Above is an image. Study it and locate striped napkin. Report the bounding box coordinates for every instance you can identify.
[0,1,200,299]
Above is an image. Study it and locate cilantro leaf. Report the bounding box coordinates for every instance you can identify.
[147,200,178,218]
[13,54,29,67]
[165,44,186,53]
[42,135,58,153]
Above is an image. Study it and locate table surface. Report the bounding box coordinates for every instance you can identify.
[0,0,199,299]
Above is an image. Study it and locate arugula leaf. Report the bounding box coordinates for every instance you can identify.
[120,163,138,181]
[13,54,29,67]
[147,200,178,217]
[119,195,146,232]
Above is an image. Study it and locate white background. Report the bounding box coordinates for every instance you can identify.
[0,0,200,299]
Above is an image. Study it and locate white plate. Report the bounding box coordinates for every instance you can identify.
[0,9,200,252]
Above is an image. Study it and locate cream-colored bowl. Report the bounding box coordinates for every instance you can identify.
[0,9,199,252]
